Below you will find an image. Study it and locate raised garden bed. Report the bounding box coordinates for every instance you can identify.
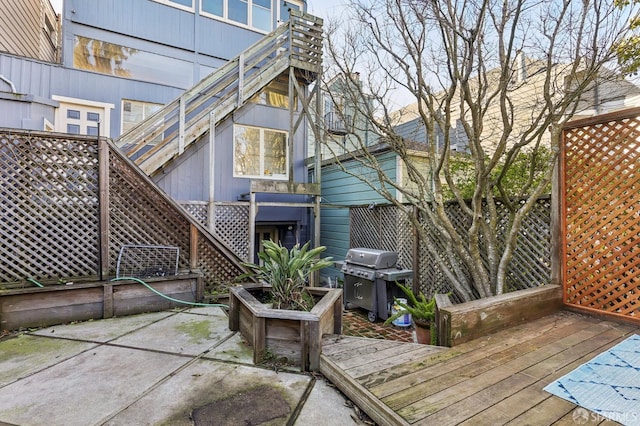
[0,273,203,331]
[435,284,563,347]
[228,284,343,371]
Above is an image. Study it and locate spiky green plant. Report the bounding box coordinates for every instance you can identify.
[384,282,435,326]
[238,240,333,311]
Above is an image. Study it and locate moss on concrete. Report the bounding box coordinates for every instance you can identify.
[174,320,212,344]
[0,334,71,362]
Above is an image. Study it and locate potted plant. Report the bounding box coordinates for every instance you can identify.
[385,283,436,344]
[238,240,334,311]
[228,240,342,371]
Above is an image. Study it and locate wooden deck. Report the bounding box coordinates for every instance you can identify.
[320,310,640,425]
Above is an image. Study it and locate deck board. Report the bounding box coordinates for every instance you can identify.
[320,310,640,426]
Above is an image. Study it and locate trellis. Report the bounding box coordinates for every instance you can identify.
[350,197,552,303]
[0,130,247,294]
[180,201,250,262]
[562,108,640,322]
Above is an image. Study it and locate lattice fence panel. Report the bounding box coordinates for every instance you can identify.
[350,205,415,285]
[178,202,250,261]
[416,203,472,303]
[0,131,99,282]
[196,232,244,296]
[108,149,192,274]
[180,201,208,226]
[214,203,250,261]
[352,199,551,303]
[1,130,247,295]
[563,114,640,321]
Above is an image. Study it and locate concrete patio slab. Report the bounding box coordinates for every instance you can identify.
[30,311,175,343]
[0,307,362,425]
[0,334,97,387]
[104,358,312,425]
[0,344,190,426]
[201,332,254,364]
[109,309,232,356]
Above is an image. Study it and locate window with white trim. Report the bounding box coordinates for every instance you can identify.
[201,0,274,32]
[233,124,288,179]
[121,99,163,134]
[52,96,114,137]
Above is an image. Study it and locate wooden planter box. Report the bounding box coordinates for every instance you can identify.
[0,274,203,331]
[435,284,563,347]
[228,284,343,371]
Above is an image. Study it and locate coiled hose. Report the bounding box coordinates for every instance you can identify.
[111,276,228,308]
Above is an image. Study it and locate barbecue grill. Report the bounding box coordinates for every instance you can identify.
[339,248,413,322]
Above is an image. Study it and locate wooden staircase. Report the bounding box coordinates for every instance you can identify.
[115,10,322,176]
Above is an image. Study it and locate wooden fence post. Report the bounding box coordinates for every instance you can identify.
[98,138,110,280]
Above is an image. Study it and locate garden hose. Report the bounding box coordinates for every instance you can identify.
[27,278,45,288]
[110,277,228,308]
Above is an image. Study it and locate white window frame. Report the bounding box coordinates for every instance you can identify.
[233,124,289,180]
[152,0,195,13]
[52,95,114,137]
[200,0,276,33]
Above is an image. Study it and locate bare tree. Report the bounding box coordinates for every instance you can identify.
[322,0,635,300]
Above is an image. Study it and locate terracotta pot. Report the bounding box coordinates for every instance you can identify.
[414,319,431,344]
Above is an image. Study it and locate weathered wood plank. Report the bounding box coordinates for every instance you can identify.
[411,325,637,424]
[324,339,401,364]
[391,322,626,421]
[320,311,639,426]
[320,355,410,426]
[346,345,446,380]
[341,344,432,372]
[364,312,584,397]
[440,285,563,346]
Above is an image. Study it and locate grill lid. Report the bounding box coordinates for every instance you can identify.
[344,248,398,269]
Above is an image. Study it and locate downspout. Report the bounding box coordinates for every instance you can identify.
[0,75,17,93]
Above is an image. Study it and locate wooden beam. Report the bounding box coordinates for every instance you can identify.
[250,180,321,195]
[189,224,198,270]
[98,137,110,280]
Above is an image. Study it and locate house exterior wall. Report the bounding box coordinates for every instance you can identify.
[0,0,60,63]
[317,150,398,281]
[0,0,314,252]
[154,102,309,206]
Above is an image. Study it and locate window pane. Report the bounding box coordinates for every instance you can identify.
[87,126,99,136]
[73,36,193,88]
[122,100,163,135]
[67,124,80,134]
[253,1,271,31]
[170,0,192,6]
[67,109,80,119]
[202,0,223,16]
[87,112,100,122]
[144,103,162,117]
[263,130,286,175]
[234,126,260,176]
[228,0,248,24]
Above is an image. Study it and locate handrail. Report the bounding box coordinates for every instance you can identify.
[116,10,322,176]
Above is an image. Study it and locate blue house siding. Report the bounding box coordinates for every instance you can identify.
[1,0,316,258]
[0,52,185,136]
[64,0,269,64]
[317,149,399,281]
[154,102,308,203]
